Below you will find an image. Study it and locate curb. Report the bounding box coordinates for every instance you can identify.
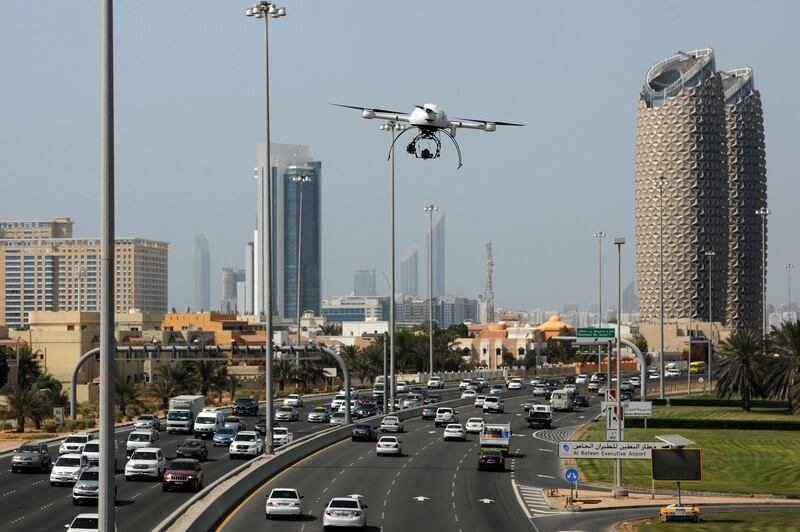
[571,499,800,513]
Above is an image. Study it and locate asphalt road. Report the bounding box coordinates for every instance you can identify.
[218,391,603,532]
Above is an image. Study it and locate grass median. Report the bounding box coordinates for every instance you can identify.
[577,422,800,496]
[632,509,800,531]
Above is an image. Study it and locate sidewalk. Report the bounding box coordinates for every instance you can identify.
[545,487,800,511]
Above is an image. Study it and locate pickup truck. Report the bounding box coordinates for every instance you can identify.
[434,407,458,427]
[526,404,552,428]
[479,423,511,454]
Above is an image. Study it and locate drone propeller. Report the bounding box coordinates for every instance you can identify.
[331,103,406,114]
[455,117,525,126]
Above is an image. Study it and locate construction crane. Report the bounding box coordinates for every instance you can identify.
[483,242,495,323]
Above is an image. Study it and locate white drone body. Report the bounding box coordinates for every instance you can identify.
[334,103,523,168]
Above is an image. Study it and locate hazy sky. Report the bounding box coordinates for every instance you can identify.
[2,1,798,312]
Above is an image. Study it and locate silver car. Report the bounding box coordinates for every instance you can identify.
[72,468,100,505]
[133,414,161,431]
[307,407,330,423]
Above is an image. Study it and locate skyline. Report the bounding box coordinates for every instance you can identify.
[2,1,798,313]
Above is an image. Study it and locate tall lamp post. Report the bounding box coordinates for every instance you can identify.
[614,237,625,494]
[593,231,606,376]
[245,0,286,455]
[363,332,388,413]
[656,175,667,400]
[425,203,438,377]
[705,251,715,394]
[293,175,311,348]
[756,207,769,355]
[786,263,794,320]
[380,121,405,413]
[99,0,116,528]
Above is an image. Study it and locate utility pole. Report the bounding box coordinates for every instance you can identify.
[425,204,438,378]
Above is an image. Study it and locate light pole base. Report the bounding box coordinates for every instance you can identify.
[612,487,629,498]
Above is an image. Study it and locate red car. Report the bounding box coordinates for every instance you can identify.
[478,450,505,471]
[162,459,204,492]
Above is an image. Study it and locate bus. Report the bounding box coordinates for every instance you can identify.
[689,361,706,374]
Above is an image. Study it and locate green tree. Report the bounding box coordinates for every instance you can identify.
[632,335,649,354]
[149,365,180,410]
[1,385,50,432]
[226,374,239,402]
[16,346,42,389]
[446,323,469,339]
[765,321,800,413]
[273,359,296,392]
[319,323,342,336]
[715,329,766,411]
[192,360,228,396]
[296,361,326,390]
[36,372,69,408]
[0,352,9,389]
[115,378,142,417]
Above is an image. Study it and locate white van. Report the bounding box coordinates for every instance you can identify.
[550,389,575,412]
[193,410,226,439]
[126,429,160,457]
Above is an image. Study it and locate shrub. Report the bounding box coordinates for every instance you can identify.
[44,422,59,433]
[84,418,96,429]
[625,417,800,431]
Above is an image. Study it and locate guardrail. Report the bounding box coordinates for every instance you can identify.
[156,388,532,532]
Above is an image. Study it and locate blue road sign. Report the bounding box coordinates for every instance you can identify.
[564,468,579,483]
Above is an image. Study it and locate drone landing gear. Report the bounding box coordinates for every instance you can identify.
[387,127,463,169]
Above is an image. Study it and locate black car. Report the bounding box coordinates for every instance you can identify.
[351,424,377,442]
[233,397,259,416]
[574,395,590,407]
[562,376,576,385]
[423,395,441,405]
[408,386,427,397]
[355,403,380,418]
[254,417,269,435]
[176,438,208,462]
[421,406,438,420]
[621,390,634,401]
[478,450,504,471]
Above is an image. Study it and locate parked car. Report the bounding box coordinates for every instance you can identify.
[395,381,409,393]
[265,487,303,519]
[176,438,208,461]
[666,368,681,377]
[443,424,467,440]
[351,424,378,442]
[213,427,239,447]
[621,390,634,401]
[162,458,204,492]
[629,376,642,386]
[12,442,52,473]
[51,454,89,486]
[133,414,161,431]
[587,381,600,392]
[380,416,404,433]
[124,448,166,481]
[233,397,259,416]
[375,436,402,456]
[322,497,368,529]
[229,431,265,458]
[478,450,505,471]
[575,374,588,384]
[275,406,300,422]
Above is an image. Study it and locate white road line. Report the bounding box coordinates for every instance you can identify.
[536,474,556,479]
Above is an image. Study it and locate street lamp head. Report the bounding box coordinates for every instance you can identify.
[705,251,715,257]
[277,7,286,16]
[424,204,438,212]
[614,237,625,245]
[594,231,606,238]
[755,207,770,216]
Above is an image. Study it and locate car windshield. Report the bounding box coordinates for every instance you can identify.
[468,418,483,423]
[83,443,99,452]
[56,457,81,467]
[313,407,326,412]
[271,490,298,499]
[129,433,150,442]
[446,424,462,429]
[138,415,154,421]
[235,399,251,404]
[273,428,288,435]
[330,500,359,509]
[168,411,190,421]
[182,440,201,448]
[132,452,157,461]
[70,517,98,529]
[380,437,397,443]
[168,461,194,470]
[64,435,87,443]
[235,434,256,441]
[278,407,293,412]
[384,417,398,423]
[355,425,371,430]
[216,428,235,435]
[19,444,41,452]
[79,471,99,481]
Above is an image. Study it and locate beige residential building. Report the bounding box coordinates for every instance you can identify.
[0,236,168,329]
[0,217,74,240]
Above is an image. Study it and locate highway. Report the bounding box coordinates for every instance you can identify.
[218,392,604,532]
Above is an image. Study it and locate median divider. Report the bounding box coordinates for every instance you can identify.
[156,388,531,532]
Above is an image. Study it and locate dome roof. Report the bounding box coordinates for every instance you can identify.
[539,315,572,332]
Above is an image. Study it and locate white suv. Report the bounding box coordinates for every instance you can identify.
[230,431,265,458]
[482,396,505,413]
[427,376,444,389]
[434,407,458,427]
[124,447,165,480]
[126,429,160,457]
[508,378,525,390]
[50,454,89,486]
[459,379,472,390]
[59,433,95,455]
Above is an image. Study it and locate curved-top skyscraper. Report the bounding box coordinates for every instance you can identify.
[635,49,729,325]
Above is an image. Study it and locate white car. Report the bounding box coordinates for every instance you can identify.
[474,395,487,408]
[230,431,265,457]
[59,433,95,455]
[666,368,681,377]
[271,427,294,448]
[65,513,100,531]
[482,396,504,413]
[323,497,368,529]
[133,414,161,431]
[375,436,402,456]
[395,381,409,393]
[331,398,346,411]
[649,371,661,380]
[51,454,89,486]
[126,429,160,456]
[458,379,472,390]
[575,374,588,384]
[563,384,577,393]
[329,412,346,426]
[427,376,444,389]
[629,376,642,386]
[507,378,525,390]
[401,395,422,409]
[461,389,477,399]
[443,424,466,440]
[475,378,487,388]
[283,394,304,407]
[465,417,484,434]
[337,388,359,399]
[380,416,404,433]
[124,447,165,480]
[265,487,303,518]
[434,407,458,427]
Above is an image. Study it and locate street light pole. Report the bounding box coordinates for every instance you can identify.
[425,204,438,378]
[293,175,310,349]
[656,176,667,400]
[705,251,715,395]
[98,0,116,529]
[756,207,770,355]
[593,231,606,377]
[614,237,625,493]
[786,263,794,319]
[246,0,286,455]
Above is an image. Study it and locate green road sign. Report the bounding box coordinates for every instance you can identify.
[576,327,615,338]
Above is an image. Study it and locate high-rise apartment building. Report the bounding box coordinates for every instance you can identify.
[244,241,254,314]
[255,143,322,318]
[194,234,210,311]
[354,269,377,297]
[0,233,168,329]
[399,245,418,297]
[635,48,765,329]
[0,217,74,239]
[220,267,245,312]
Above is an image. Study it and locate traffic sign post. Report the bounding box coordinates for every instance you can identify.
[577,327,616,338]
[558,441,670,459]
[564,467,580,501]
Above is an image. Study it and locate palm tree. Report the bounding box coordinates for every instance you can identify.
[319,323,342,336]
[15,346,42,389]
[273,359,296,392]
[715,329,766,411]
[1,386,50,432]
[167,362,199,394]
[192,360,227,396]
[298,362,326,391]
[150,366,180,411]
[226,374,239,402]
[765,321,800,413]
[115,378,141,418]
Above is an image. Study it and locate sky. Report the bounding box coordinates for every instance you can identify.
[1,1,798,313]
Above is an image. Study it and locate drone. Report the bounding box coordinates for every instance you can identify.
[333,103,523,168]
